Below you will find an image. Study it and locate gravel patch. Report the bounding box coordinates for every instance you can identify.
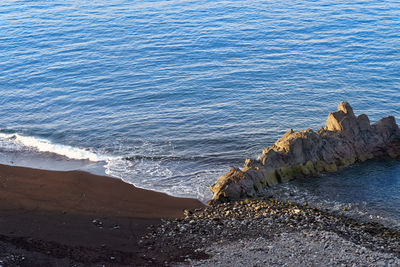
[183,230,400,266]
[141,197,400,266]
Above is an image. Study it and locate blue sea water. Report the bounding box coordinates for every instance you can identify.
[0,0,399,224]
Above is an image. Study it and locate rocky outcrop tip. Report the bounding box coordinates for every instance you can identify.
[209,102,400,204]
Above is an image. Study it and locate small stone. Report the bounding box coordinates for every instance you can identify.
[184,209,193,216]
[292,209,301,214]
[92,219,103,228]
[360,247,367,254]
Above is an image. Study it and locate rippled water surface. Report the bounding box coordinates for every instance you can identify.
[0,0,399,220]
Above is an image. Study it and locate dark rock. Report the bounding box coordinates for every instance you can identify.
[209,102,400,204]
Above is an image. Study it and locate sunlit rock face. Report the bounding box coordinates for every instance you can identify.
[209,102,400,204]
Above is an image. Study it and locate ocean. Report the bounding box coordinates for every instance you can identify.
[0,0,399,227]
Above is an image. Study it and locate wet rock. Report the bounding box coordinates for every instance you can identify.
[209,102,400,204]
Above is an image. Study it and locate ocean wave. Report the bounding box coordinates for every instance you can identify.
[124,153,241,164]
[0,132,107,162]
[0,132,218,202]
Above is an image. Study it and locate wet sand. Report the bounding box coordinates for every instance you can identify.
[0,164,205,266]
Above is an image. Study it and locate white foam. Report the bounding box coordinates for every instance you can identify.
[0,132,216,202]
[0,133,107,162]
[104,157,133,178]
[104,155,217,202]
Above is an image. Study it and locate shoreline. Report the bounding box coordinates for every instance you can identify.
[0,163,205,266]
[1,163,399,266]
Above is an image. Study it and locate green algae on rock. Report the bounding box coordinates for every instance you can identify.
[209,102,400,204]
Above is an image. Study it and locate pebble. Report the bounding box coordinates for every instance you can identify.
[92,219,103,228]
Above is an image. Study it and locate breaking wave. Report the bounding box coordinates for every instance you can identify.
[0,132,108,162]
[0,131,218,202]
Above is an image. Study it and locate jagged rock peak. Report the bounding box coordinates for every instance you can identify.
[325,102,359,133]
[338,101,355,116]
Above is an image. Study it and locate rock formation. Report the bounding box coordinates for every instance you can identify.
[209,102,400,204]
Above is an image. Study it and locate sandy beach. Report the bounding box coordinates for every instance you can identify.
[0,164,205,266]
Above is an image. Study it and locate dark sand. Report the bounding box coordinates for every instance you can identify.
[0,164,205,266]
